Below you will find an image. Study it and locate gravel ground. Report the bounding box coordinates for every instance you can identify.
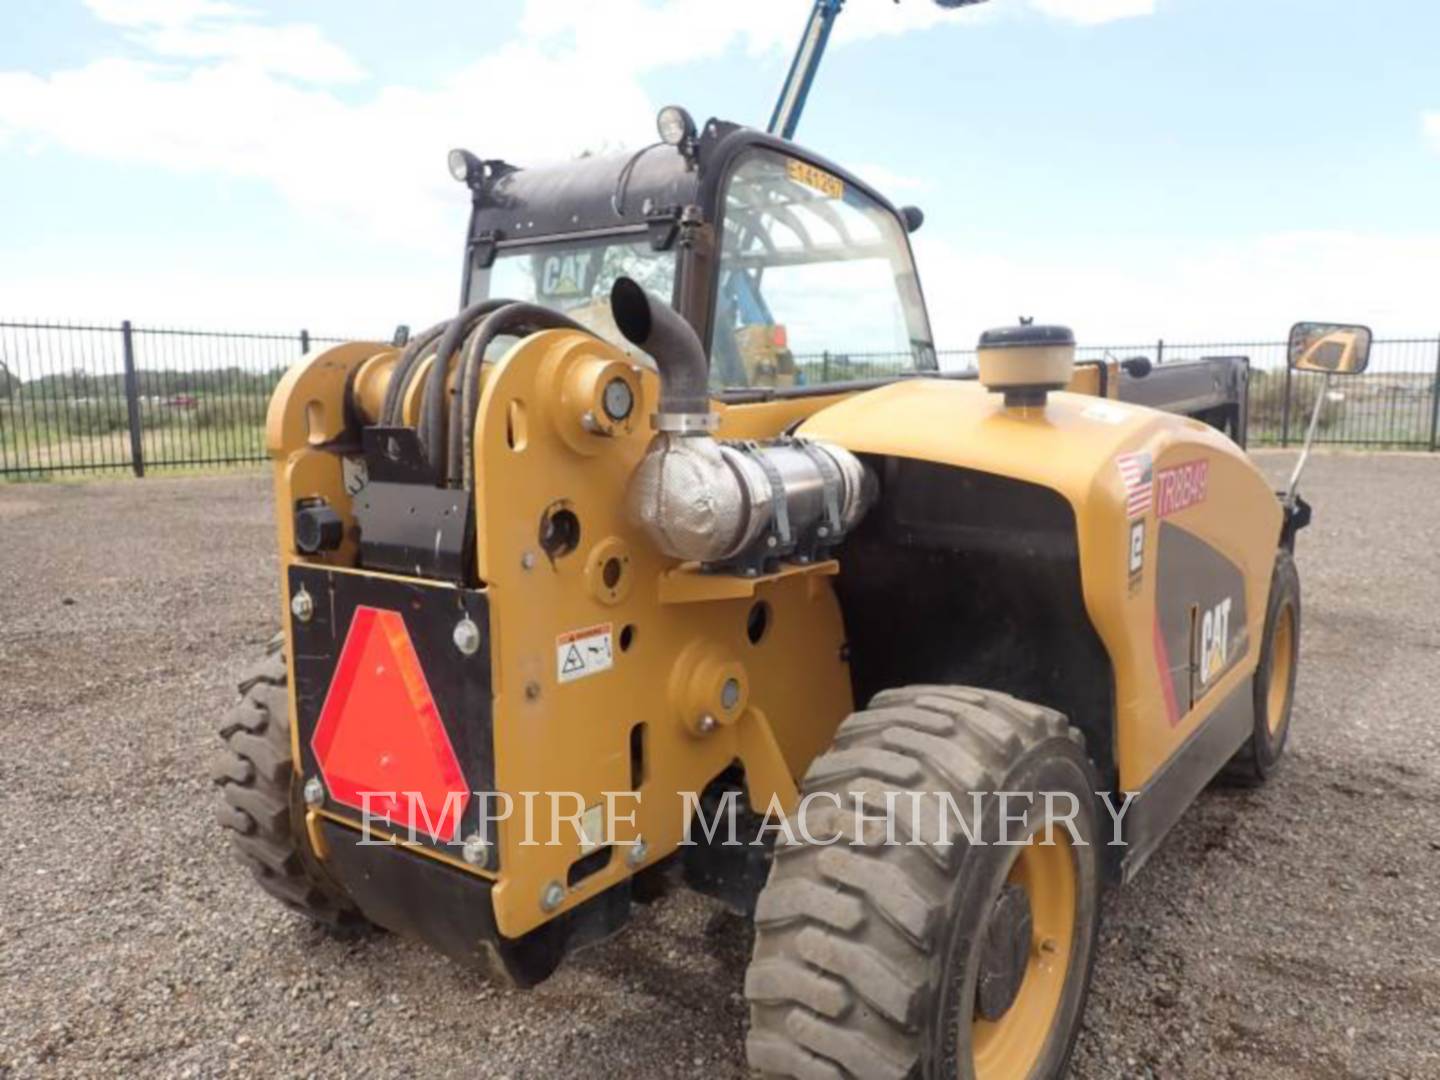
[0,451,1437,1079]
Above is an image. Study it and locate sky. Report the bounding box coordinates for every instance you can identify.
[1,0,1437,348]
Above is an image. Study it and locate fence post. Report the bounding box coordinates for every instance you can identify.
[1280,361,1293,448]
[120,320,145,478]
[300,328,311,355]
[1156,338,1165,365]
[1429,335,1440,453]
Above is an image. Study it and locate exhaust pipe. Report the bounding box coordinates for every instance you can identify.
[611,277,715,431]
[611,277,873,569]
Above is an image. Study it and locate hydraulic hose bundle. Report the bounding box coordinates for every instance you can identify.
[377,299,588,491]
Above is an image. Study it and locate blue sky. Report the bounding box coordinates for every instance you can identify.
[1,0,1437,344]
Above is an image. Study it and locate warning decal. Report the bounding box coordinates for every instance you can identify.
[556,623,614,684]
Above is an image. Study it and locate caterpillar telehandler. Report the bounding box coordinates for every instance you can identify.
[213,103,1368,1078]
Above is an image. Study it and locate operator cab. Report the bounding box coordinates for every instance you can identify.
[458,109,936,398]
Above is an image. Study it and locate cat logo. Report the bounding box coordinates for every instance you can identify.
[536,251,598,301]
[1197,596,1232,686]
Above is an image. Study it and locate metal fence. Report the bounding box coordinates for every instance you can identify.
[0,321,355,479]
[2,322,1438,480]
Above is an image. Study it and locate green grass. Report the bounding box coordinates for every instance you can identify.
[1,394,269,479]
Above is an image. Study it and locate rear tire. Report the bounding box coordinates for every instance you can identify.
[212,635,364,930]
[1225,550,1301,784]
[744,686,1103,1080]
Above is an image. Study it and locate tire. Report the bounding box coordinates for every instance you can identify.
[212,635,363,930]
[745,686,1103,1080]
[1225,550,1301,784]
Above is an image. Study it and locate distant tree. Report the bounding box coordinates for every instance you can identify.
[0,358,13,400]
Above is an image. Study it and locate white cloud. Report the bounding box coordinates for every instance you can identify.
[1029,0,1156,26]
[913,229,1440,353]
[84,0,365,83]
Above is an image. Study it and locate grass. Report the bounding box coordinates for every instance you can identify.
[0,394,270,479]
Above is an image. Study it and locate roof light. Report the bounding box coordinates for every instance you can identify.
[447,147,482,185]
[656,105,696,148]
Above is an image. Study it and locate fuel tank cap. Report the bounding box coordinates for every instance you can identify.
[977,321,1076,407]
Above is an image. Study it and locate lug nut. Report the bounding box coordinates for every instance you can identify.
[303,776,325,807]
[540,881,565,912]
[290,587,314,623]
[453,616,481,656]
[626,837,649,868]
[461,833,491,868]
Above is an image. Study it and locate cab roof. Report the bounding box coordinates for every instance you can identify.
[464,119,906,258]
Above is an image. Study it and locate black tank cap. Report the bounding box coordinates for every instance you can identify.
[978,324,1076,349]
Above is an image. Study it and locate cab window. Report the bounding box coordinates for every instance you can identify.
[709,149,935,391]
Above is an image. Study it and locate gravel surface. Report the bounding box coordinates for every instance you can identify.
[0,451,1437,1079]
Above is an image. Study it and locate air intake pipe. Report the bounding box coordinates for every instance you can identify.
[610,277,874,570]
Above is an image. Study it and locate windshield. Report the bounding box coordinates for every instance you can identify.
[710,149,935,391]
[472,235,677,357]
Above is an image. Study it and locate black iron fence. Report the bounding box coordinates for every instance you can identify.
[2,322,1438,480]
[0,321,355,479]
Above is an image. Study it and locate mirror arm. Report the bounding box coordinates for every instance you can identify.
[1284,370,1332,510]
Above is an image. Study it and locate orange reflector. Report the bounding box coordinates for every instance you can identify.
[311,606,469,842]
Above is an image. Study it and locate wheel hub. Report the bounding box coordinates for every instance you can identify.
[975,883,1034,1022]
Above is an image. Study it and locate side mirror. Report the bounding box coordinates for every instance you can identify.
[1287,322,1372,375]
[900,206,924,233]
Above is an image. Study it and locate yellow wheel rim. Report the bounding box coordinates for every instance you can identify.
[971,835,1077,1080]
[1266,603,1296,735]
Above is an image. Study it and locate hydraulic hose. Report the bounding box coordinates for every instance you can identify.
[450,303,590,489]
[381,320,447,426]
[419,298,521,475]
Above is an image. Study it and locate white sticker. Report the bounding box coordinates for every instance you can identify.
[1128,519,1145,575]
[556,623,614,684]
[1082,401,1132,425]
[341,455,368,496]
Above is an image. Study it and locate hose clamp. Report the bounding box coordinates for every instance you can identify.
[652,411,720,434]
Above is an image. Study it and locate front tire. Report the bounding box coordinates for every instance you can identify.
[745,686,1103,1080]
[1225,550,1301,784]
[212,636,363,929]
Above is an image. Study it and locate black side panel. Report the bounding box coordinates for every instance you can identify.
[1119,674,1253,880]
[353,427,474,583]
[288,565,497,857]
[836,459,1116,784]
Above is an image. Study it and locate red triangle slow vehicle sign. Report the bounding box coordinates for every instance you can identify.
[310,606,470,842]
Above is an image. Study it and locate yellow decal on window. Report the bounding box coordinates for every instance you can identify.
[785,158,844,200]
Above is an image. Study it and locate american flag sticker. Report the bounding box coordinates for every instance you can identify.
[1116,451,1153,518]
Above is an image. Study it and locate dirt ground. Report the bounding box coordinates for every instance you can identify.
[0,451,1437,1079]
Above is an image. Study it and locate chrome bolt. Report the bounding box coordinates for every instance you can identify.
[817,525,829,538]
[461,833,491,867]
[453,616,481,656]
[520,550,537,571]
[720,678,741,711]
[627,837,649,868]
[303,776,325,807]
[697,713,717,734]
[766,535,778,548]
[540,881,565,912]
[290,587,314,623]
